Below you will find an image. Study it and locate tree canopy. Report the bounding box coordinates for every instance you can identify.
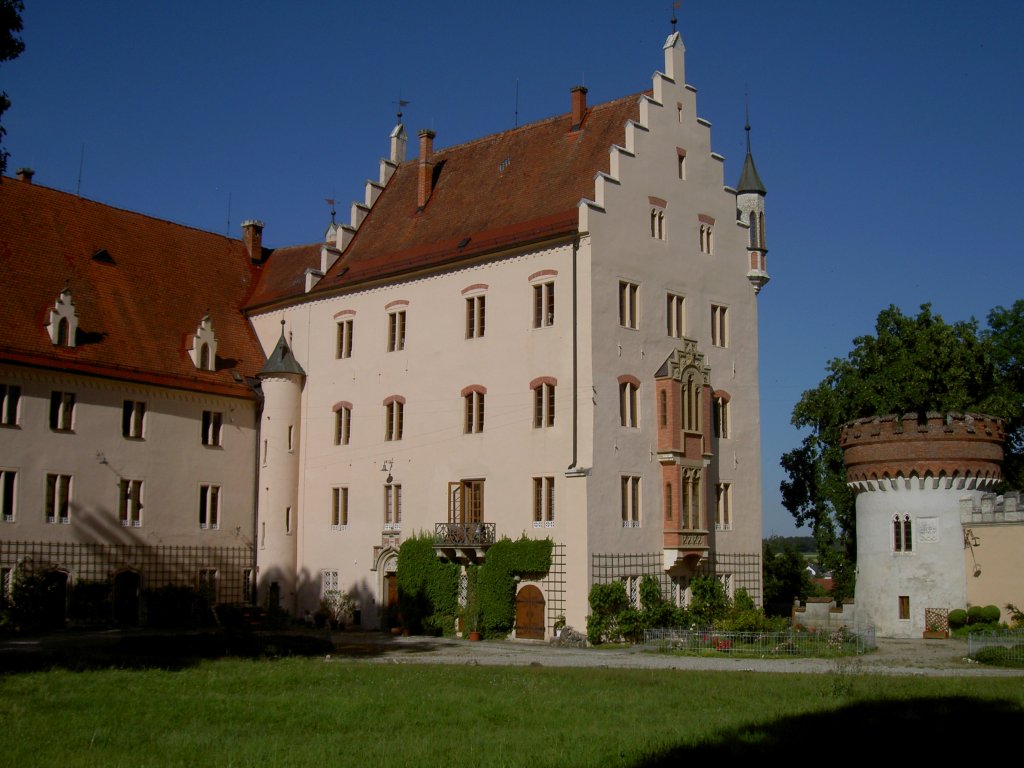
[0,0,25,176]
[780,302,1024,598]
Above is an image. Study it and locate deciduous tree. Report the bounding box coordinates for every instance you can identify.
[0,0,25,176]
[780,303,1022,598]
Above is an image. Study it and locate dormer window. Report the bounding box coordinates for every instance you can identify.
[46,288,78,348]
[189,315,218,371]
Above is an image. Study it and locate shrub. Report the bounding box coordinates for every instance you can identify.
[1006,604,1024,629]
[395,535,460,635]
[981,605,1002,624]
[973,645,1024,668]
[967,605,985,625]
[68,581,112,625]
[143,586,209,628]
[587,581,629,645]
[689,575,729,627]
[948,609,968,629]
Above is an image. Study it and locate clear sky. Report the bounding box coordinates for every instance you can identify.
[4,1,1023,538]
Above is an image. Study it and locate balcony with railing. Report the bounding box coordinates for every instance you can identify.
[433,521,496,564]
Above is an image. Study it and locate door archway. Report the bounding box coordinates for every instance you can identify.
[514,584,545,639]
[113,570,141,625]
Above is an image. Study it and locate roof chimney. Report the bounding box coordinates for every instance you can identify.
[241,219,264,263]
[417,129,436,211]
[16,167,34,183]
[570,86,588,131]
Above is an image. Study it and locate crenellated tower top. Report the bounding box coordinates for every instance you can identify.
[840,412,1004,492]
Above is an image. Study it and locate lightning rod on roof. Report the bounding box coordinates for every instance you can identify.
[515,78,519,128]
[76,143,84,196]
[226,191,232,237]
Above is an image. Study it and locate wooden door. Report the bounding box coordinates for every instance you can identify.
[515,585,545,640]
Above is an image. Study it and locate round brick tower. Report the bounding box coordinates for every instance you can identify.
[840,412,1004,638]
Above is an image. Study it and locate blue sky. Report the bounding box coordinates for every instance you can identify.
[4,1,1023,537]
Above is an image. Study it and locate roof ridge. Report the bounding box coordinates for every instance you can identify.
[1,176,246,246]
[407,90,648,160]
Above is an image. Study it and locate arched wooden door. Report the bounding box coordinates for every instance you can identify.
[514,585,545,639]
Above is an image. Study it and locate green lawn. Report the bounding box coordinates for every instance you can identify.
[1,659,1021,766]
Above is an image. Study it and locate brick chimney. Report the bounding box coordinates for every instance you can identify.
[241,219,264,263]
[417,129,436,211]
[16,167,34,183]
[570,86,588,131]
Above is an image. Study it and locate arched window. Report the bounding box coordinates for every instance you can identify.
[56,317,70,347]
[199,343,211,371]
[894,514,913,552]
[748,211,757,248]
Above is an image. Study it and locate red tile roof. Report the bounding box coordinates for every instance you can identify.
[0,179,266,398]
[247,91,644,310]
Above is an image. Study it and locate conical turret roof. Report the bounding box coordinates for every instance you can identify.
[259,323,305,377]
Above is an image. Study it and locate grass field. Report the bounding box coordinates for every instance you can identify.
[2,658,1021,767]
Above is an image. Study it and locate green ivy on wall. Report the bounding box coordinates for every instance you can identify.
[475,536,553,638]
[395,534,460,635]
[395,534,553,639]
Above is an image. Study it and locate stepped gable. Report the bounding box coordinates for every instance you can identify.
[248,91,644,310]
[0,177,266,397]
[840,412,1005,490]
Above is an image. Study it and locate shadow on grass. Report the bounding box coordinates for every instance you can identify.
[634,697,1022,763]
[0,629,453,673]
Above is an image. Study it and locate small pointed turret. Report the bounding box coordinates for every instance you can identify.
[735,112,770,294]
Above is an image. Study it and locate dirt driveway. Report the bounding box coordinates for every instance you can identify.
[328,632,1023,678]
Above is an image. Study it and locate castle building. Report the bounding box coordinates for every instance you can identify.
[1,29,770,635]
[840,412,1012,637]
[246,31,769,632]
[0,175,267,621]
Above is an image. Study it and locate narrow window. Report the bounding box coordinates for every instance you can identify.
[122,400,146,439]
[463,390,485,434]
[57,317,70,347]
[0,384,21,426]
[45,473,72,524]
[713,396,729,439]
[666,294,685,338]
[384,484,402,530]
[384,399,404,441]
[903,515,913,552]
[895,514,913,553]
[532,476,555,527]
[681,375,701,433]
[201,410,223,447]
[199,484,220,530]
[620,476,641,528]
[532,381,555,428]
[711,304,728,347]
[199,343,211,371]
[286,506,292,535]
[660,390,667,427]
[331,487,349,530]
[677,150,686,179]
[532,281,555,328]
[619,381,639,428]
[898,595,910,621]
[49,391,75,431]
[665,483,673,522]
[618,281,639,329]
[699,223,714,255]
[287,425,294,452]
[334,406,351,446]
[118,479,143,527]
[1,470,16,522]
[715,483,731,530]
[336,319,354,359]
[387,310,407,352]
[465,295,486,339]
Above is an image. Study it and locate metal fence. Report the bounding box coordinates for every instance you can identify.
[1,540,254,604]
[967,630,1024,666]
[643,626,875,658]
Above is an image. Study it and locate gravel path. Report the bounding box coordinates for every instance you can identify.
[329,632,1024,677]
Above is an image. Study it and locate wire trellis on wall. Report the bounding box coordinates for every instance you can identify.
[541,543,565,632]
[591,550,762,607]
[0,540,255,604]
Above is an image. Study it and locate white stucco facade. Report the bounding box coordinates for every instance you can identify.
[250,33,767,634]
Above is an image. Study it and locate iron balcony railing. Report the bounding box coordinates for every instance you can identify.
[433,522,496,547]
